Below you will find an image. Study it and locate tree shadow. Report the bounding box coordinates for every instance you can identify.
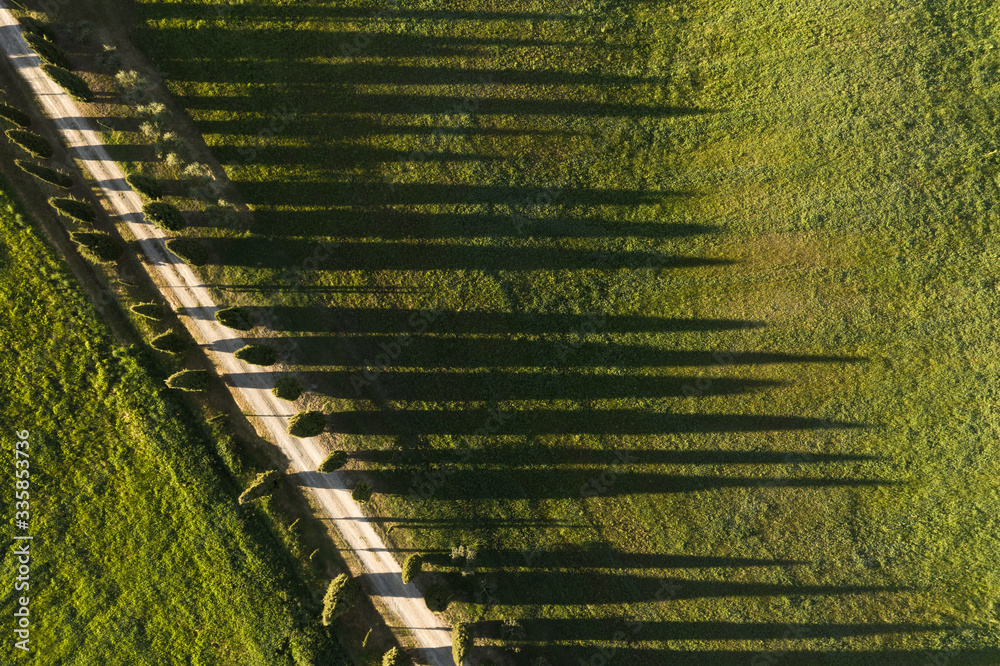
[438,571,906,605]
[254,334,862,368]
[349,445,876,468]
[245,306,758,334]
[270,370,784,400]
[492,647,995,666]
[429,543,808,570]
[227,181,689,207]
[206,236,725,271]
[360,469,887,499]
[478,618,956,642]
[243,209,717,240]
[170,61,674,88]
[140,5,593,24]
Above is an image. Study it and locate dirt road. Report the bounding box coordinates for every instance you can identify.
[0,7,453,665]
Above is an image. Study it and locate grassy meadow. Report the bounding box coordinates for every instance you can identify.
[0,183,347,664]
[62,0,1000,662]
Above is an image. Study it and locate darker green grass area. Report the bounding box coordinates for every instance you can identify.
[0,182,347,664]
[112,0,1000,661]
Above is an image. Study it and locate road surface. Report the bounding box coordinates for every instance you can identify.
[0,6,453,665]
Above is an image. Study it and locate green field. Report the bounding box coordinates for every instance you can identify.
[73,0,1000,662]
[0,185,347,664]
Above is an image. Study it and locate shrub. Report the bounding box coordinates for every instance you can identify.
[151,330,187,354]
[25,32,72,70]
[452,623,473,666]
[130,302,163,320]
[401,554,423,584]
[70,20,93,45]
[137,102,170,122]
[321,574,357,625]
[382,647,407,666]
[165,369,210,392]
[17,160,71,188]
[215,306,254,330]
[116,69,149,104]
[139,120,164,140]
[238,469,281,505]
[42,64,93,103]
[70,231,122,262]
[425,584,450,612]
[155,131,189,160]
[97,44,121,70]
[182,162,211,186]
[126,172,162,200]
[317,450,347,473]
[0,104,30,128]
[166,238,209,266]
[272,377,303,401]
[351,480,373,503]
[288,410,326,438]
[143,201,184,231]
[49,197,95,223]
[234,344,277,366]
[205,199,238,225]
[289,623,347,666]
[19,17,55,41]
[7,129,52,158]
[164,152,184,168]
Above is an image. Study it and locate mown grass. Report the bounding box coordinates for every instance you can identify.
[75,0,1000,662]
[0,183,347,664]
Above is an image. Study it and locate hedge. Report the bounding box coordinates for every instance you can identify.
[165,369,210,392]
[234,344,277,366]
[238,470,281,505]
[19,16,55,41]
[452,623,473,666]
[272,376,303,401]
[70,231,121,262]
[401,554,422,584]
[214,306,254,330]
[287,410,325,438]
[126,172,162,200]
[317,450,347,473]
[7,129,52,158]
[321,574,357,625]
[143,200,184,231]
[150,330,187,354]
[424,584,450,612]
[25,32,72,70]
[165,237,208,266]
[0,104,30,128]
[41,64,93,103]
[289,623,351,666]
[130,302,163,320]
[16,160,71,188]
[351,480,373,503]
[48,197,95,223]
